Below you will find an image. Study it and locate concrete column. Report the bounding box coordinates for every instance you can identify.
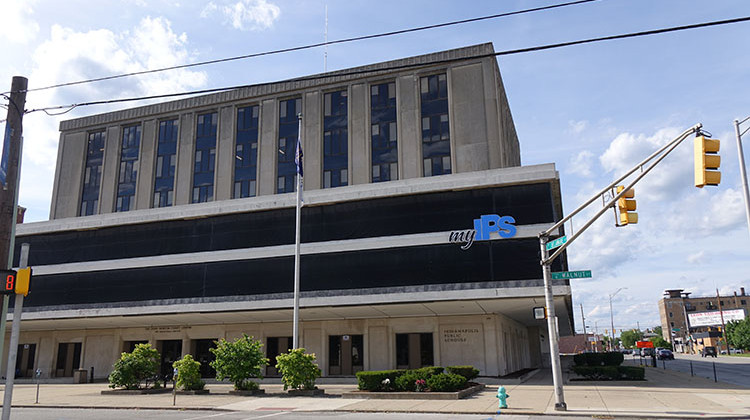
[397,75,420,179]
[135,119,157,210]
[450,63,490,173]
[481,58,502,169]
[51,132,86,219]
[482,316,499,376]
[181,337,191,357]
[304,91,322,190]
[349,84,368,185]
[216,105,235,201]
[258,99,278,196]
[174,112,195,206]
[99,126,121,213]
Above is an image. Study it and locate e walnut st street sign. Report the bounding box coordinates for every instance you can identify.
[551,270,592,280]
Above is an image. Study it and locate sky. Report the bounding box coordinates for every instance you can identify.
[1,0,749,337]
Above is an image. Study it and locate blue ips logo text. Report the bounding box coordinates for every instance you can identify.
[449,214,517,250]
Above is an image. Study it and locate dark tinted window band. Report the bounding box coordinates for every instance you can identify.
[19,239,565,309]
[17,183,556,267]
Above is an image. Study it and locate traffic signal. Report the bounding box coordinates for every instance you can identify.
[15,267,31,296]
[616,186,638,226]
[0,270,16,295]
[694,135,720,187]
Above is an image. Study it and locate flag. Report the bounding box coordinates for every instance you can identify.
[295,138,303,177]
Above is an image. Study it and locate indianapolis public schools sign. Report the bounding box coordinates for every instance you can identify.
[449,214,516,250]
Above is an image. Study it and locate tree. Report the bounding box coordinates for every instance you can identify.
[653,326,663,337]
[108,343,160,390]
[726,318,750,351]
[173,354,205,391]
[210,334,269,390]
[620,329,643,349]
[649,335,672,350]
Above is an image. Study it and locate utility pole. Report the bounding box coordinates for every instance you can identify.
[733,117,750,239]
[580,303,589,351]
[0,76,27,373]
[717,288,728,355]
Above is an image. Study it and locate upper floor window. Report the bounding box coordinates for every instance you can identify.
[371,82,397,183]
[192,112,217,203]
[420,73,450,177]
[234,105,259,198]
[277,98,301,194]
[153,119,178,208]
[323,90,348,188]
[115,125,141,212]
[80,130,105,216]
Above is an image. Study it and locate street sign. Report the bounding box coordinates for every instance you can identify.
[551,270,592,280]
[546,236,567,251]
[671,328,680,332]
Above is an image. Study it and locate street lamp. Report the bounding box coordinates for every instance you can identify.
[733,117,750,239]
[609,287,627,351]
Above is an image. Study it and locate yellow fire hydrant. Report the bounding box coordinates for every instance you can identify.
[497,385,509,410]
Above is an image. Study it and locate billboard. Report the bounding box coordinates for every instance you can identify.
[688,309,746,327]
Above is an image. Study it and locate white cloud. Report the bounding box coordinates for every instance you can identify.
[567,150,594,177]
[0,1,40,44]
[202,0,281,31]
[686,250,705,264]
[16,16,207,221]
[568,119,588,134]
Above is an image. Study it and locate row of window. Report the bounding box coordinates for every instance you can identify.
[79,74,451,216]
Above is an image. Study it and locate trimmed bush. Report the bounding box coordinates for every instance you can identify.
[446,366,479,381]
[572,365,645,380]
[210,334,268,391]
[108,343,160,390]
[426,373,467,392]
[394,367,445,391]
[573,352,624,367]
[173,354,205,391]
[356,369,405,391]
[275,348,321,391]
[415,366,444,376]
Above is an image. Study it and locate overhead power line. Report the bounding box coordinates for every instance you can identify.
[26,14,750,116]
[10,0,598,95]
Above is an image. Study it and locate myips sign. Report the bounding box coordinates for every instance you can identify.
[449,214,517,250]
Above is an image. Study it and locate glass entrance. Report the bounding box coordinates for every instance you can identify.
[157,340,182,380]
[266,336,292,376]
[328,334,363,375]
[192,339,217,378]
[396,333,434,370]
[16,343,36,378]
[55,342,82,377]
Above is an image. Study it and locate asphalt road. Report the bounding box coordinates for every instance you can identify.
[8,408,596,420]
[628,353,750,388]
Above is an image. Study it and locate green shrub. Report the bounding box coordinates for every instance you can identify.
[275,348,322,391]
[394,367,444,391]
[573,352,624,367]
[108,343,160,390]
[355,370,405,391]
[210,334,268,391]
[446,366,479,381]
[572,365,645,380]
[173,354,205,391]
[426,373,467,392]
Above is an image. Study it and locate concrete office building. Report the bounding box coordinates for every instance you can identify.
[6,43,573,380]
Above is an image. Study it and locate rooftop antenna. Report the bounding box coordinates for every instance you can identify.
[324,4,328,72]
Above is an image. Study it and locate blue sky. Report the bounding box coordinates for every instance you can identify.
[1,0,749,337]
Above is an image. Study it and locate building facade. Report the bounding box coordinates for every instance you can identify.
[659,288,749,353]
[7,43,573,380]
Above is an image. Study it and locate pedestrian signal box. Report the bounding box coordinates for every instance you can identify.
[0,270,16,295]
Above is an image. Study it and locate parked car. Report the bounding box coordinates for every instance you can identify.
[702,346,717,358]
[640,348,655,357]
[657,349,674,360]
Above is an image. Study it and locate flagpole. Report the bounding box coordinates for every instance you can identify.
[292,113,303,349]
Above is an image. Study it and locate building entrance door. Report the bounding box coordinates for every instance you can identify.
[266,336,292,376]
[158,340,182,379]
[328,335,363,376]
[396,333,434,370]
[192,339,217,378]
[55,342,82,377]
[16,343,36,377]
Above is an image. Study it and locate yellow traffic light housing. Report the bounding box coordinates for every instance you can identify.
[15,267,31,296]
[694,135,720,187]
[616,186,638,226]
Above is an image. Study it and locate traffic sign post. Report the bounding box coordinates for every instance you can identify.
[551,270,592,280]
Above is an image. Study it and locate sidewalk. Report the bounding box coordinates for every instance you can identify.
[2,364,750,418]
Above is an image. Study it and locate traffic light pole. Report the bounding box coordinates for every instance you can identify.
[1,244,28,420]
[538,123,703,411]
[733,117,750,239]
[0,76,27,375]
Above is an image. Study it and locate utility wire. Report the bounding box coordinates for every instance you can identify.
[25,15,750,116]
[8,0,597,95]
